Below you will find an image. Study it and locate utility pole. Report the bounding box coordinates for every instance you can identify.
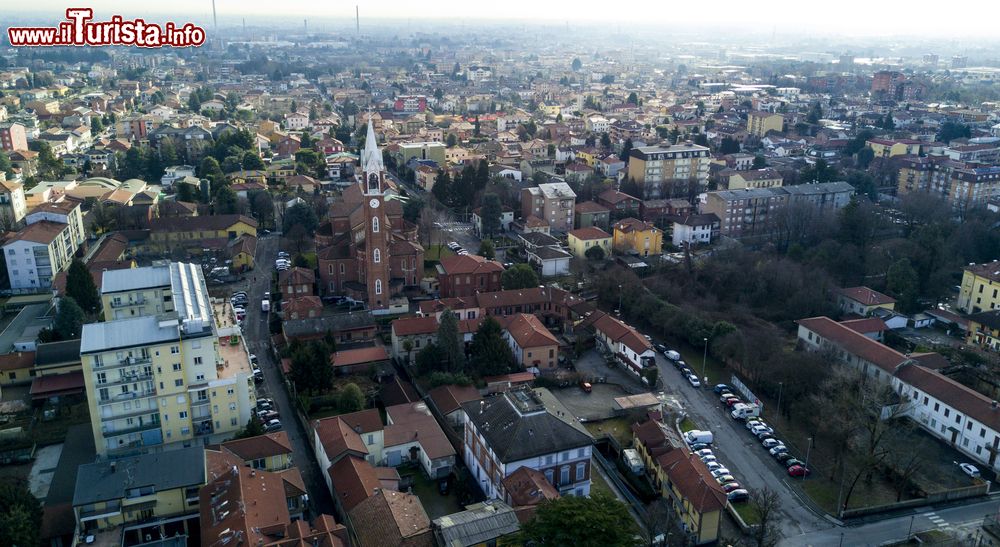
[803,437,813,481]
[776,381,783,418]
[701,337,708,384]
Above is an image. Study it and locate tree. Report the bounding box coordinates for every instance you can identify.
[53,297,85,340]
[446,133,458,147]
[752,155,767,169]
[33,141,65,180]
[199,156,224,186]
[887,258,920,313]
[856,146,875,169]
[468,317,513,377]
[502,264,539,290]
[176,181,196,203]
[214,185,239,214]
[937,121,971,143]
[600,133,611,149]
[718,137,741,155]
[89,201,116,235]
[0,480,42,547]
[0,152,13,179]
[90,116,104,135]
[431,170,452,206]
[881,111,895,131]
[437,310,465,373]
[518,492,640,547]
[289,340,333,394]
[66,259,100,315]
[242,151,265,170]
[620,138,633,164]
[234,415,266,439]
[479,193,502,238]
[416,342,446,375]
[478,239,496,260]
[283,202,319,235]
[806,101,823,124]
[571,58,582,71]
[338,383,365,413]
[749,488,781,547]
[402,339,415,366]
[626,92,638,106]
[800,159,839,183]
[585,245,606,261]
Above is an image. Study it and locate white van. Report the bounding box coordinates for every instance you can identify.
[665,350,681,361]
[685,430,714,445]
[731,403,761,420]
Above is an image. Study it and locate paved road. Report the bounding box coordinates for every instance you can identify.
[652,350,831,540]
[246,234,337,518]
[782,496,1000,546]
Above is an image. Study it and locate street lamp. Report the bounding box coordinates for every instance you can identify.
[803,437,813,481]
[701,337,708,383]
[617,284,623,315]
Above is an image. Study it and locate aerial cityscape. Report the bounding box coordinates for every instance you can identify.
[2,2,1000,546]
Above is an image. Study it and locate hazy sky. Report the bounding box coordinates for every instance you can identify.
[11,1,1000,38]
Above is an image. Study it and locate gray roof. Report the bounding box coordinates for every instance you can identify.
[73,446,206,506]
[81,315,187,354]
[710,181,854,202]
[101,265,171,294]
[530,246,572,260]
[461,388,593,463]
[35,339,82,366]
[536,182,576,200]
[0,302,52,353]
[282,312,375,338]
[433,501,520,547]
[779,181,854,196]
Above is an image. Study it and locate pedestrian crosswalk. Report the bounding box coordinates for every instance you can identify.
[924,511,951,530]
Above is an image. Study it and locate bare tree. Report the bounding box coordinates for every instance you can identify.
[749,487,780,547]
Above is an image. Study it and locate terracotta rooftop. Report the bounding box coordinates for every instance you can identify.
[328,455,382,512]
[438,254,505,276]
[837,286,897,306]
[221,431,293,462]
[330,346,389,368]
[501,313,560,348]
[501,466,560,507]
[568,226,611,240]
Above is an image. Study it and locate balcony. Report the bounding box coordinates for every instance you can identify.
[100,356,152,370]
[79,500,122,522]
[100,403,159,422]
[102,418,161,438]
[193,418,214,437]
[97,389,156,405]
[111,298,146,309]
[98,370,153,388]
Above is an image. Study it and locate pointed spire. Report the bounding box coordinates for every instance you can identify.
[362,109,384,174]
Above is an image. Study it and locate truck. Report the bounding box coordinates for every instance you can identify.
[684,430,713,445]
[730,403,761,420]
[261,299,270,313]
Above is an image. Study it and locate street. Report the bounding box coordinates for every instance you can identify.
[245,233,337,517]
[782,496,1000,546]
[652,351,832,539]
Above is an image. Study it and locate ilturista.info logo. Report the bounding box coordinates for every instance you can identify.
[7,8,206,48]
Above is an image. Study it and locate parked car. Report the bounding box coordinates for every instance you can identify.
[675,360,687,370]
[755,429,776,440]
[788,465,811,477]
[727,489,750,503]
[724,398,742,408]
[745,418,765,429]
[264,419,282,432]
[959,463,981,478]
[654,343,668,354]
[715,474,736,485]
[705,461,723,472]
[688,443,710,452]
[713,384,731,394]
[580,381,592,393]
[775,453,795,465]
[257,410,279,422]
[665,350,681,361]
[710,468,731,480]
[719,393,735,403]
[277,251,290,259]
[762,438,783,449]
[784,458,806,469]
[768,445,789,456]
[722,482,742,493]
[687,374,701,387]
[694,449,714,458]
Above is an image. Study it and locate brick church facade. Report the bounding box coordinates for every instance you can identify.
[317,119,424,314]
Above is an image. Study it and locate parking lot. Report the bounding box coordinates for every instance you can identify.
[551,383,633,421]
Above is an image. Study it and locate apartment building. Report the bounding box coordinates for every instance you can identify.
[702,182,854,240]
[0,180,28,227]
[0,121,28,151]
[500,313,560,371]
[27,200,86,249]
[958,261,1000,314]
[612,217,663,256]
[746,111,783,139]
[726,168,784,190]
[80,262,256,456]
[461,387,595,500]
[2,221,78,289]
[100,265,175,320]
[520,182,577,233]
[436,254,505,298]
[897,156,1000,213]
[626,143,711,199]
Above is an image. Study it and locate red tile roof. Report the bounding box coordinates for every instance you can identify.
[327,456,381,512]
[654,451,727,513]
[330,346,389,368]
[837,286,896,306]
[568,226,611,241]
[438,254,505,276]
[221,432,293,461]
[839,317,889,334]
[427,384,482,415]
[797,316,907,373]
[501,466,560,507]
[501,313,560,348]
[383,402,456,460]
[896,363,1000,432]
[574,200,610,214]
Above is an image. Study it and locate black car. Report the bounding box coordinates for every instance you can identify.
[775,453,795,465]
[654,343,667,354]
[727,489,750,503]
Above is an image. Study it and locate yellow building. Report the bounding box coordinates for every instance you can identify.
[727,168,783,190]
[73,446,206,536]
[612,217,662,257]
[148,214,257,251]
[866,138,922,158]
[576,148,599,168]
[653,451,726,545]
[967,310,1000,352]
[626,143,712,199]
[220,431,294,472]
[100,264,175,321]
[747,111,784,138]
[539,102,561,117]
[567,226,612,258]
[958,261,1000,314]
[835,286,897,316]
[81,263,256,456]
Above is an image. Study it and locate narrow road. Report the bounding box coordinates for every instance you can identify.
[782,496,1000,546]
[247,234,337,518]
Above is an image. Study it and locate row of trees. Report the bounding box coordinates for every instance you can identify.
[431,160,491,212]
[414,314,516,379]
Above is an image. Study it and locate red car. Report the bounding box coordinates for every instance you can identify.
[788,465,811,477]
[722,482,742,493]
[725,398,742,408]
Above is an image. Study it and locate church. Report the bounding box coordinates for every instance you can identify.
[317,119,425,314]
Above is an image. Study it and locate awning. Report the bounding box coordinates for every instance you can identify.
[30,371,85,400]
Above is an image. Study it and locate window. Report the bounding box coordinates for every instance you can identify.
[934,403,940,412]
[981,428,987,438]
[194,357,203,365]
[231,417,238,426]
[175,379,184,387]
[945,408,950,418]
[372,217,379,233]
[373,248,381,263]
[544,469,554,485]
[229,403,237,411]
[179,411,188,419]
[172,363,181,371]
[368,434,374,444]
[375,279,382,295]
[576,462,586,481]
[560,466,570,485]
[171,346,179,354]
